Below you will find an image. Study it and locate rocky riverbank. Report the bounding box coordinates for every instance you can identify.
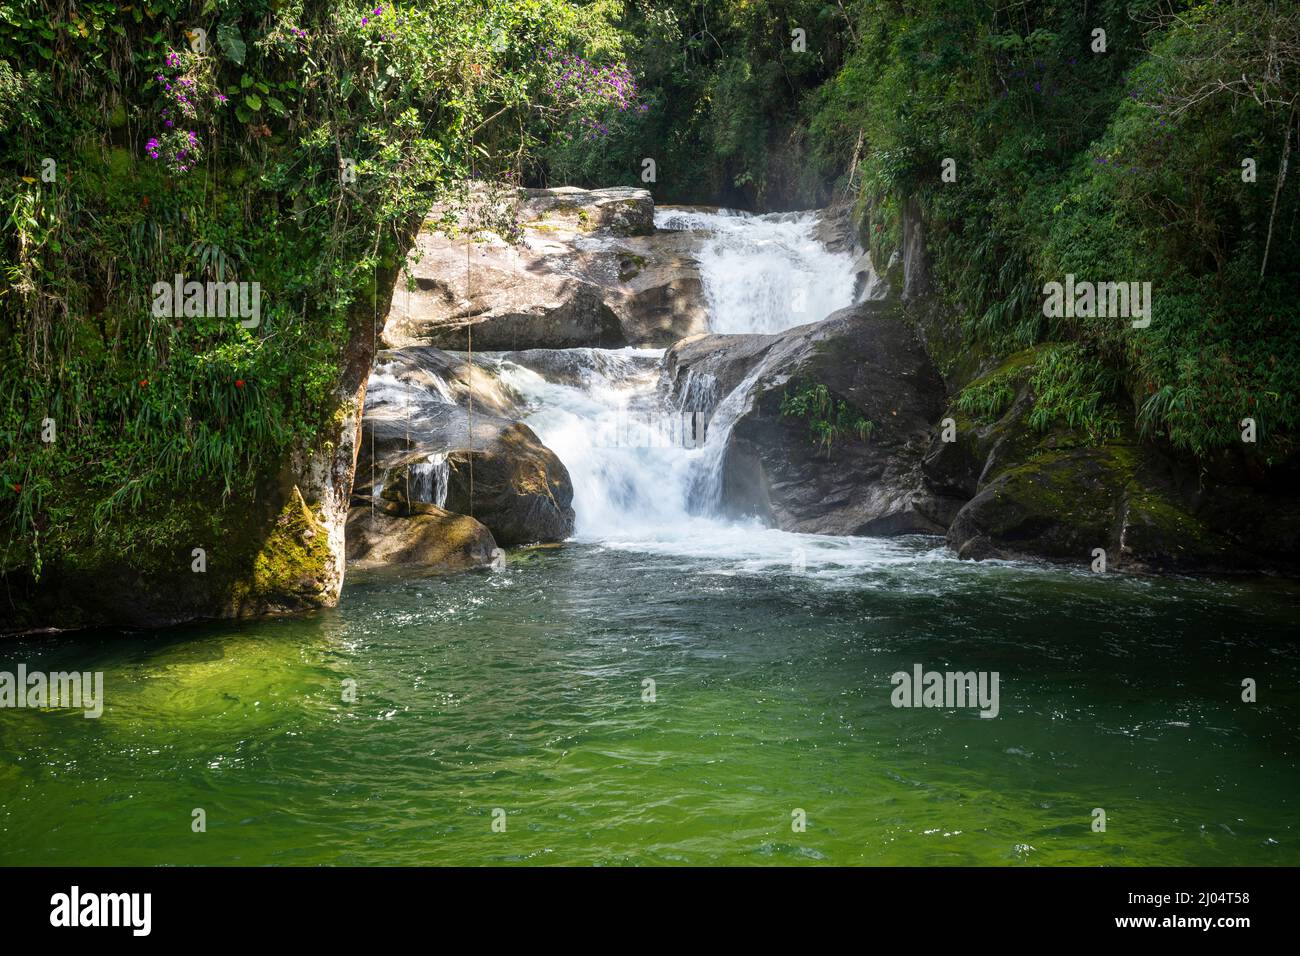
[7,183,1295,634]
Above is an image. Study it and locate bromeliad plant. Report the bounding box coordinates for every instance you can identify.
[780,382,873,458]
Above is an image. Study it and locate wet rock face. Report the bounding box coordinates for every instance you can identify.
[899,196,933,302]
[663,300,952,535]
[382,187,709,351]
[810,202,860,256]
[495,346,661,390]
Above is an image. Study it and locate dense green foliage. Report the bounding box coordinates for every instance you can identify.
[808,0,1300,462]
[1026,344,1124,443]
[538,0,843,207]
[571,0,1297,463]
[3,0,1297,595]
[0,0,631,576]
[954,365,1018,424]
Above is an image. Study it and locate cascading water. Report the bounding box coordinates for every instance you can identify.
[478,208,878,563]
[657,208,860,334]
[408,454,449,508]
[369,207,925,568]
[481,348,694,538]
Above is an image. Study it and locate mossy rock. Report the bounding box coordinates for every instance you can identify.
[237,485,334,605]
[106,146,134,179]
[345,498,496,573]
[947,445,1128,564]
[943,429,1252,572]
[1118,488,1246,572]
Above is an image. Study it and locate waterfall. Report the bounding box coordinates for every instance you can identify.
[492,209,860,542]
[488,348,699,538]
[409,454,449,508]
[656,208,859,334]
[367,207,863,559]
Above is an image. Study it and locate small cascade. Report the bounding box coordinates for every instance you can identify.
[674,366,720,419]
[367,360,456,412]
[683,360,771,515]
[656,208,859,334]
[408,454,449,508]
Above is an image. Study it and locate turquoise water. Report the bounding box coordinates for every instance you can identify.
[1,536,1297,865]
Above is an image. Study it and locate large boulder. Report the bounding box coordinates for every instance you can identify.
[442,421,575,546]
[345,499,497,573]
[663,299,952,534]
[927,348,1300,573]
[355,351,575,547]
[942,439,1272,572]
[382,187,709,351]
[945,446,1133,563]
[519,185,655,236]
[604,227,711,346]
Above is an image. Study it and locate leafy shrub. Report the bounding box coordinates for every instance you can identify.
[955,373,1017,424]
[0,0,633,574]
[780,381,872,457]
[1027,344,1124,443]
